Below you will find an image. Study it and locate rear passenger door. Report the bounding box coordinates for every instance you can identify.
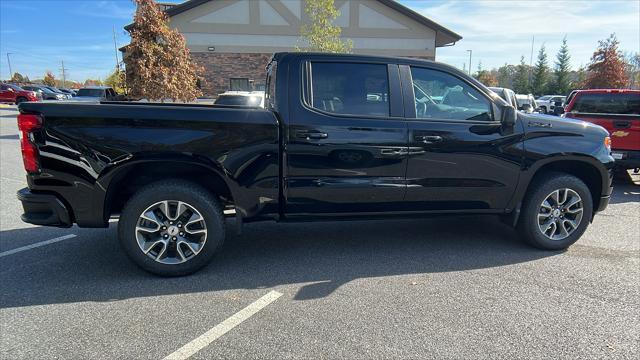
[285,60,408,216]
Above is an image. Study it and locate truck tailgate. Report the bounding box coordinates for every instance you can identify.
[565,112,640,151]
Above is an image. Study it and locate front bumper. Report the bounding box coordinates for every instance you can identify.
[17,188,72,227]
[611,149,640,169]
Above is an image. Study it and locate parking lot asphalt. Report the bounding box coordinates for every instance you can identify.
[1,106,639,359]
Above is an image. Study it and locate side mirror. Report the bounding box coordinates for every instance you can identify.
[521,103,533,113]
[501,105,517,126]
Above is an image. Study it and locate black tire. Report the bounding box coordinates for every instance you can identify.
[118,180,225,276]
[517,172,593,250]
[540,106,548,114]
[15,97,28,104]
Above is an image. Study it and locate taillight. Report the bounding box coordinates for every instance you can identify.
[17,114,43,173]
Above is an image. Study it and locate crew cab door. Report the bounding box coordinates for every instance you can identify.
[401,65,524,211]
[285,60,407,215]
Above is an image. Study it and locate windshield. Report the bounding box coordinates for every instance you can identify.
[214,95,262,106]
[77,89,105,97]
[538,96,551,100]
[572,93,640,115]
[33,87,54,94]
[7,84,24,91]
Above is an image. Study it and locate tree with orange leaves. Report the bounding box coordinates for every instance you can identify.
[125,0,203,102]
[42,71,56,87]
[584,34,628,89]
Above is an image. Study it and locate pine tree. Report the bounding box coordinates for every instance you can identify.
[531,45,549,96]
[497,63,517,89]
[299,0,352,53]
[513,56,530,94]
[126,0,203,102]
[553,37,572,95]
[584,34,628,89]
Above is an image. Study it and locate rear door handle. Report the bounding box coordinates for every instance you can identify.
[415,135,442,144]
[297,130,328,140]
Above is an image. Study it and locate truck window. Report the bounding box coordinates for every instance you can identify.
[308,62,390,117]
[410,67,492,121]
[230,78,250,91]
[265,59,277,110]
[77,89,104,97]
[572,93,640,115]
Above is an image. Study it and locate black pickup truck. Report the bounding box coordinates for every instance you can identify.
[17,52,614,276]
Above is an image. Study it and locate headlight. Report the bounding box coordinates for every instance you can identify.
[604,137,611,152]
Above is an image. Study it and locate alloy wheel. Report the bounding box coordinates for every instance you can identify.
[135,200,207,264]
[537,188,583,241]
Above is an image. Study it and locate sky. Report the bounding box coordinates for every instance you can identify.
[1,0,639,82]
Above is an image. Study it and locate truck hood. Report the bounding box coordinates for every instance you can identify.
[520,112,609,137]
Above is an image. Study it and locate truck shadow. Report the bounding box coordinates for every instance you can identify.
[0,216,560,308]
[609,171,640,204]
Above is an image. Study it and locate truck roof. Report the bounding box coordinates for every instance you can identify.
[571,89,639,94]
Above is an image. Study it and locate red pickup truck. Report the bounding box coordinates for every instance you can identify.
[564,89,640,170]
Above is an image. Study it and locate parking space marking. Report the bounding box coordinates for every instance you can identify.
[0,234,77,258]
[163,290,283,360]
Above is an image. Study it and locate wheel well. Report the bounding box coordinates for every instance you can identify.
[104,162,233,220]
[529,160,603,210]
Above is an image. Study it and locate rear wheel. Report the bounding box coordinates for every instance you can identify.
[518,172,592,250]
[15,97,28,104]
[118,180,225,276]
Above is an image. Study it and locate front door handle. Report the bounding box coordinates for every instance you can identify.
[297,130,328,140]
[415,135,442,144]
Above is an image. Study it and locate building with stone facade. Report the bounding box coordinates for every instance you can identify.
[123,0,461,97]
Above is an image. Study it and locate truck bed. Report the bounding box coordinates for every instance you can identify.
[19,101,280,227]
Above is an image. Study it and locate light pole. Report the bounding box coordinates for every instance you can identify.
[6,53,13,80]
[466,50,472,76]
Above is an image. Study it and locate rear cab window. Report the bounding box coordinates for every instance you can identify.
[77,89,104,97]
[571,93,640,115]
[307,62,390,117]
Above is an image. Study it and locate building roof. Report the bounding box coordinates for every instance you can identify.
[125,0,462,47]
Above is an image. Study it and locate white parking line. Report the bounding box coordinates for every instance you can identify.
[0,234,77,258]
[163,290,283,360]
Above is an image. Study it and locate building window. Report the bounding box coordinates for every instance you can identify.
[230,78,250,91]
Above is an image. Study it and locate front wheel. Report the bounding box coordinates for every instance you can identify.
[518,172,593,250]
[118,180,225,276]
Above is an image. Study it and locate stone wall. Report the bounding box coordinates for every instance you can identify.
[191,52,273,97]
